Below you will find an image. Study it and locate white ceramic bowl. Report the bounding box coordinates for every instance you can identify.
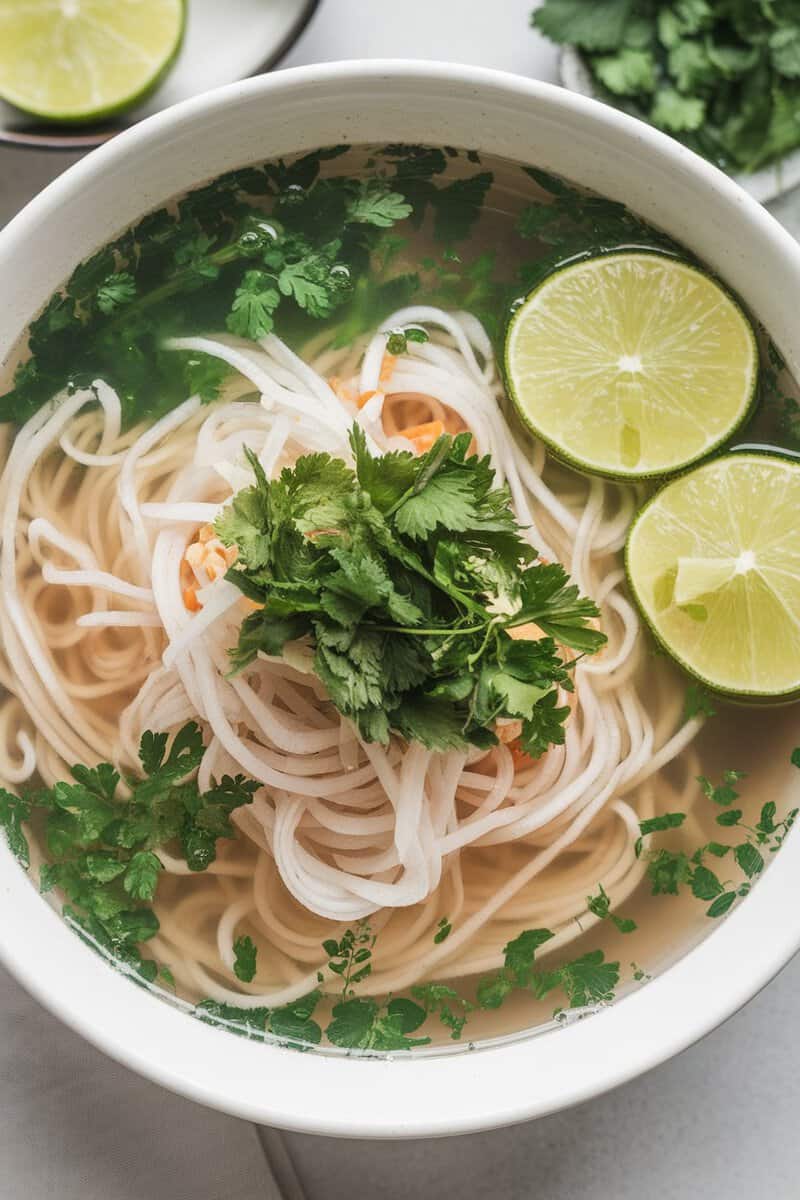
[2,61,800,1139]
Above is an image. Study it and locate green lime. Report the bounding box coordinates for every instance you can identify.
[626,452,800,699]
[0,0,185,123]
[505,252,758,479]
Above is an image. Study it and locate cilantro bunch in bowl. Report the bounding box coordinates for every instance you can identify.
[533,0,800,174]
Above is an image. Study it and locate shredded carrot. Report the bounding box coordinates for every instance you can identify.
[183,587,201,613]
[358,389,378,409]
[398,419,445,453]
[509,739,537,769]
[379,354,396,384]
[329,376,356,406]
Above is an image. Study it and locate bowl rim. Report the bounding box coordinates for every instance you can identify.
[2,58,800,1139]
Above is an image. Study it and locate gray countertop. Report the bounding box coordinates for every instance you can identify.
[2,3,800,1196]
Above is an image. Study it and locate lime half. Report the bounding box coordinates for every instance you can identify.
[626,453,800,699]
[0,0,185,123]
[505,252,758,479]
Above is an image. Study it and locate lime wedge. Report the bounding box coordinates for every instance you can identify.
[505,252,758,479]
[626,453,800,699]
[0,0,185,123]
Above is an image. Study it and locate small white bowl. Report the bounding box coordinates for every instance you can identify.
[2,61,800,1139]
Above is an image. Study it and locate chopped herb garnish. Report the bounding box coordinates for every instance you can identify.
[586,883,637,933]
[233,935,258,983]
[683,682,716,721]
[2,145,497,431]
[636,765,797,921]
[433,917,452,944]
[217,427,605,752]
[0,723,258,981]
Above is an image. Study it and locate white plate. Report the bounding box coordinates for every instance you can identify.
[0,0,318,150]
[560,47,800,206]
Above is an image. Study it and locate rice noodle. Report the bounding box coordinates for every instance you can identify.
[0,307,701,1008]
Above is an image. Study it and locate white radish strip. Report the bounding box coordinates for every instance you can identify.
[141,502,222,524]
[42,565,154,603]
[162,580,242,669]
[118,397,201,579]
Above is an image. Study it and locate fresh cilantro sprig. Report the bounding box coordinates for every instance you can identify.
[532,0,800,173]
[216,426,606,753]
[2,145,497,430]
[0,722,258,981]
[515,165,682,294]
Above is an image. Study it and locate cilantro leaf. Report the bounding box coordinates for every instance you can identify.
[510,562,605,652]
[647,848,691,895]
[347,180,413,227]
[532,0,635,51]
[12,723,259,986]
[734,842,764,879]
[519,691,571,759]
[269,993,323,1045]
[706,891,737,918]
[716,808,742,827]
[95,272,136,314]
[554,950,620,1008]
[324,998,378,1048]
[638,812,686,836]
[221,429,603,755]
[586,883,637,932]
[504,928,554,984]
[226,270,281,339]
[533,0,800,174]
[594,48,657,93]
[0,789,32,867]
[433,917,452,944]
[411,983,472,1039]
[691,864,724,900]
[683,683,716,721]
[182,352,232,402]
[651,87,706,131]
[124,851,162,901]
